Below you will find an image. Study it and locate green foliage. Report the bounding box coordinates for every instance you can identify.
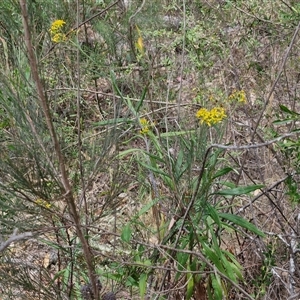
[116,98,264,298]
[121,223,132,243]
[251,242,276,298]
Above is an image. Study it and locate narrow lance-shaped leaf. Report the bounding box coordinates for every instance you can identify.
[219,213,265,237]
[216,184,264,196]
[211,274,223,300]
[212,167,233,179]
[186,262,194,300]
[138,160,171,178]
[206,204,221,228]
[139,273,147,298]
[136,87,147,113]
[279,104,300,115]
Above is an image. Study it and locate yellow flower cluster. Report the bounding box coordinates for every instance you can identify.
[35,198,51,209]
[50,19,67,43]
[136,36,144,53]
[140,118,150,135]
[135,25,144,55]
[228,89,247,103]
[196,106,227,126]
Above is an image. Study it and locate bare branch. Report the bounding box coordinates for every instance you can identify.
[211,132,295,150]
[0,229,34,252]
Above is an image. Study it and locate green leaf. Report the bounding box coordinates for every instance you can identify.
[160,130,195,137]
[117,148,142,158]
[145,151,166,163]
[136,87,147,113]
[202,244,225,273]
[228,260,243,281]
[139,273,147,298]
[279,104,299,115]
[219,213,265,237]
[142,259,152,267]
[177,251,189,271]
[175,239,190,280]
[174,149,184,175]
[217,184,264,196]
[125,96,138,117]
[50,266,70,286]
[174,149,187,181]
[223,251,243,280]
[137,197,160,217]
[63,264,71,285]
[186,263,194,300]
[126,276,138,287]
[206,204,221,227]
[121,223,132,243]
[220,256,237,282]
[273,118,295,125]
[218,181,236,189]
[110,71,124,99]
[211,274,223,300]
[212,167,233,179]
[138,160,171,178]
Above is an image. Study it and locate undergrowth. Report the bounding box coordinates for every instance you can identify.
[0,1,300,299]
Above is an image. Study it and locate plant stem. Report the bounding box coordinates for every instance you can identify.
[19,1,99,298]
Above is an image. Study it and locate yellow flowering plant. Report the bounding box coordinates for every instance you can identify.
[49,19,67,43]
[128,91,263,300]
[139,117,155,135]
[196,106,227,126]
[35,198,51,209]
[228,89,247,104]
[135,25,145,61]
